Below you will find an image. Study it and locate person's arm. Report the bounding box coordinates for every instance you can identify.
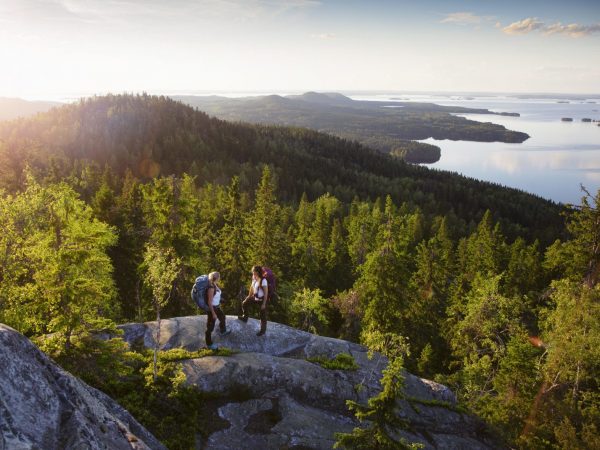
[207,286,217,320]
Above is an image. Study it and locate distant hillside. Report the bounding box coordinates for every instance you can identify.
[0,94,561,242]
[0,97,61,121]
[173,91,529,163]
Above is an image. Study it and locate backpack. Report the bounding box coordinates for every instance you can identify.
[191,275,212,311]
[261,267,277,301]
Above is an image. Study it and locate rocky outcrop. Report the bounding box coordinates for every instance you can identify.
[0,324,166,450]
[119,316,502,449]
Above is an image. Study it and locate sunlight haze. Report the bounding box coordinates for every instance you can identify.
[1,0,599,98]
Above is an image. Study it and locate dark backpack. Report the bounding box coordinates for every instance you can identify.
[261,267,277,301]
[191,275,213,311]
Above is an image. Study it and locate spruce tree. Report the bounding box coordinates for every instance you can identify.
[218,176,249,306]
[0,177,118,350]
[246,166,285,271]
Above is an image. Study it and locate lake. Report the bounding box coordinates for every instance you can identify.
[41,91,600,205]
[351,93,600,205]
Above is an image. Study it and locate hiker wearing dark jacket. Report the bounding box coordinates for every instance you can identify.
[238,265,268,336]
[205,271,230,350]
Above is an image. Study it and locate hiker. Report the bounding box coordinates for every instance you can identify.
[238,265,269,336]
[205,271,230,350]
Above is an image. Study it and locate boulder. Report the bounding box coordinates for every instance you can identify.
[0,324,166,450]
[118,316,502,449]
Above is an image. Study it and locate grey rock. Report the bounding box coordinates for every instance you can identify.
[118,316,503,449]
[206,391,356,450]
[181,352,375,412]
[0,324,166,450]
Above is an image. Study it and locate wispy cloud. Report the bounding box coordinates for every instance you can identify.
[544,22,600,38]
[1,0,321,25]
[502,18,545,35]
[440,12,494,26]
[503,17,600,38]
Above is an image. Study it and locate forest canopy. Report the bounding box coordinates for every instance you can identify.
[1,94,596,449]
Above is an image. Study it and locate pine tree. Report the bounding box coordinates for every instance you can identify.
[345,199,376,273]
[218,176,249,305]
[114,170,146,320]
[290,193,318,286]
[326,218,352,295]
[246,166,285,272]
[356,196,412,337]
[408,217,454,374]
[334,331,420,450]
[545,188,600,288]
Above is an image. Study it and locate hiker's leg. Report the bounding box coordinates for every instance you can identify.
[215,307,226,333]
[241,295,253,317]
[259,304,267,333]
[205,311,215,346]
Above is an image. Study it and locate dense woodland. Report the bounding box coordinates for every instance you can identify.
[174,92,529,163]
[0,95,598,449]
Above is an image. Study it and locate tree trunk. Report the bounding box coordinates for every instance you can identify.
[153,301,161,381]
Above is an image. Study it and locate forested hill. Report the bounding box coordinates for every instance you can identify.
[0,93,561,242]
[172,91,529,163]
[0,97,62,121]
[1,93,597,449]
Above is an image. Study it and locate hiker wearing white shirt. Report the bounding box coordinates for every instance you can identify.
[205,271,230,349]
[238,265,269,336]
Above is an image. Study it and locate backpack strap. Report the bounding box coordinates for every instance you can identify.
[205,283,216,301]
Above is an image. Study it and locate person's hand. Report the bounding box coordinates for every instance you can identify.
[261,303,266,311]
[212,312,217,321]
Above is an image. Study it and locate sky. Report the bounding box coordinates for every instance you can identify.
[1,0,599,98]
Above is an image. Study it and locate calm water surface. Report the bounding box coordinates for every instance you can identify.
[351,94,600,205]
[40,91,600,205]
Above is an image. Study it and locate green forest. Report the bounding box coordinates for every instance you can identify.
[174,91,529,163]
[0,94,597,449]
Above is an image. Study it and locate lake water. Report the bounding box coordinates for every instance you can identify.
[37,91,600,205]
[350,93,600,205]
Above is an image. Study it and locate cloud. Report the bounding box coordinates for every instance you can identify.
[502,18,545,35]
[544,22,600,38]
[502,17,600,37]
[310,33,335,39]
[440,12,488,25]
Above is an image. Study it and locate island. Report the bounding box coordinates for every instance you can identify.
[173,92,529,164]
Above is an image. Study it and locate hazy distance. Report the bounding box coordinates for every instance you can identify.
[1,0,599,98]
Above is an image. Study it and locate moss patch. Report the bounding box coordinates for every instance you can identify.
[307,352,359,370]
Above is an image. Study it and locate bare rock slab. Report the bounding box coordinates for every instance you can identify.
[0,324,165,450]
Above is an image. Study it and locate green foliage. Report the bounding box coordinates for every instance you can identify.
[544,188,600,288]
[177,93,528,161]
[0,94,564,244]
[246,166,287,271]
[143,244,181,311]
[1,95,599,450]
[43,334,233,450]
[142,244,181,380]
[290,287,330,334]
[218,176,249,306]
[0,176,118,348]
[308,352,359,371]
[335,331,421,450]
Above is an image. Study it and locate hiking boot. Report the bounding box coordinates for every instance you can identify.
[208,343,219,350]
[237,315,248,323]
[220,328,232,336]
[256,330,266,337]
